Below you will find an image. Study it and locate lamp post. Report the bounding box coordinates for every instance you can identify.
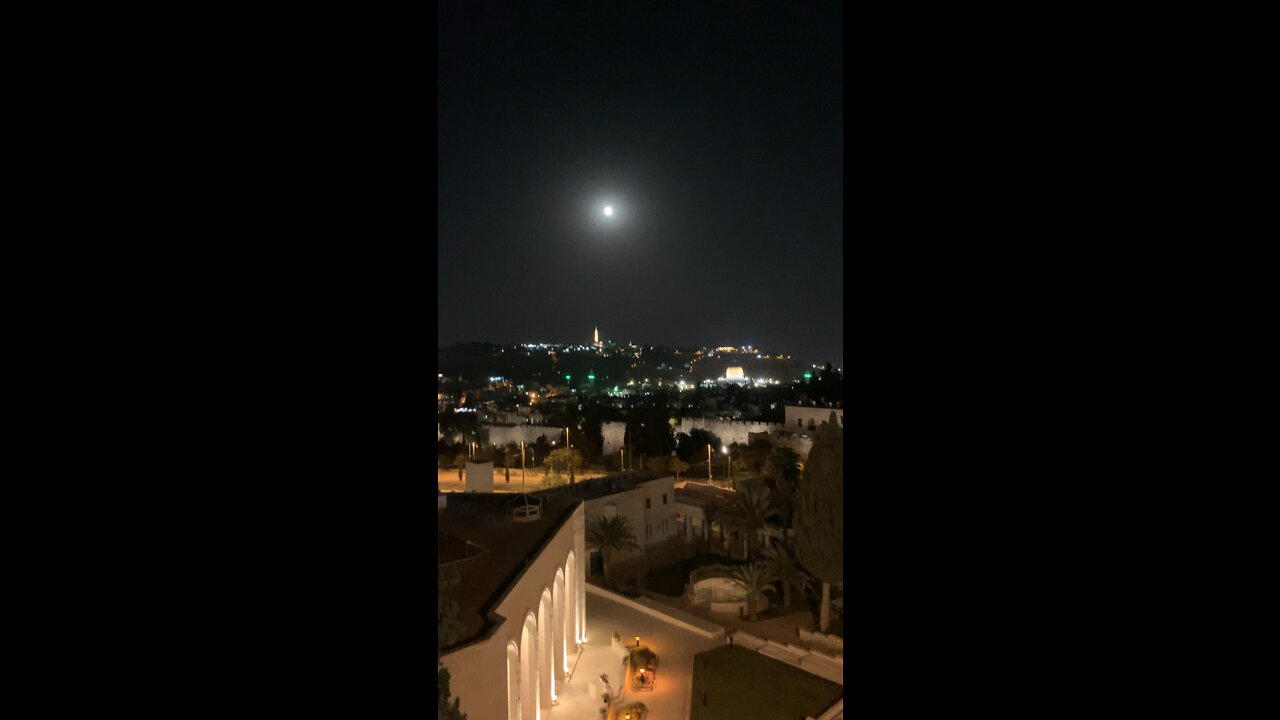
[722,445,731,488]
[707,444,712,481]
[521,440,526,491]
[566,427,574,484]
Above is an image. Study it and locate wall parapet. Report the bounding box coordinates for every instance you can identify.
[585,583,726,639]
[729,630,844,685]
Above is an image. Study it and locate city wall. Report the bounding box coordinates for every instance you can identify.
[784,405,844,431]
[601,418,787,455]
[481,423,563,447]
[453,418,807,456]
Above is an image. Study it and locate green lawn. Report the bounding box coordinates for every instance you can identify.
[690,645,842,720]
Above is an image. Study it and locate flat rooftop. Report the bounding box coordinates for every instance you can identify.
[437,493,581,651]
[674,482,738,510]
[531,470,669,502]
[691,645,842,720]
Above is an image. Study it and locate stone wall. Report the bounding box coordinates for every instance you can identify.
[601,418,788,456]
[731,631,844,685]
[784,405,844,432]
[602,421,627,456]
[480,423,563,448]
[675,418,786,445]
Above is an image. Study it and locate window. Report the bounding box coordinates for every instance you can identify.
[798,418,803,427]
[646,524,651,539]
[646,498,651,509]
[662,493,667,504]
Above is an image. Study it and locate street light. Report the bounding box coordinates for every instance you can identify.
[566,427,574,484]
[722,445,730,487]
[707,444,712,481]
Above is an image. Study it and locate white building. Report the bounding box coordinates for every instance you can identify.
[534,472,678,577]
[439,492,587,720]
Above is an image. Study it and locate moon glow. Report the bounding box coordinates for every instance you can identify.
[603,205,613,216]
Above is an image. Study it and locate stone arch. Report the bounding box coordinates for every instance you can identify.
[565,550,579,644]
[520,612,538,720]
[506,640,520,720]
[538,587,554,708]
[553,567,567,675]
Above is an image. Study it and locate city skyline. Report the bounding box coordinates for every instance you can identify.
[439,326,840,368]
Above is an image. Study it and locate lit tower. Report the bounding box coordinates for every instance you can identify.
[594,326,602,351]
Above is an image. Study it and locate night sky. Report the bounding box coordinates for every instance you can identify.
[438,2,843,366]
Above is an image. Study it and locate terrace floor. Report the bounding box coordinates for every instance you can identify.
[550,589,722,720]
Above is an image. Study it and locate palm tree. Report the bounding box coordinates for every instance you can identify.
[762,539,811,609]
[585,515,640,584]
[731,562,777,622]
[763,447,801,529]
[721,481,773,560]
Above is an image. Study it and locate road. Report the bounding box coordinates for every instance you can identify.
[436,468,609,493]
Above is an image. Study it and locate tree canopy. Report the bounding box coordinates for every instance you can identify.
[676,428,723,463]
[545,447,584,473]
[793,412,843,630]
[720,480,774,560]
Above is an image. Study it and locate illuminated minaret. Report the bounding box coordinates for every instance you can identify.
[594,326,600,347]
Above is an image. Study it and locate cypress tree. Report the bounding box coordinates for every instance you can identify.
[438,566,468,718]
[794,412,843,631]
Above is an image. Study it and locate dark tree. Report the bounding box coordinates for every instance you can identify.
[676,429,722,464]
[438,565,466,649]
[763,446,802,529]
[438,663,468,720]
[793,412,843,631]
[738,437,775,479]
[625,406,675,459]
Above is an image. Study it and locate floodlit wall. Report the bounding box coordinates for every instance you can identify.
[784,406,844,432]
[601,422,627,456]
[602,419,787,455]
[482,424,563,448]
[747,431,814,459]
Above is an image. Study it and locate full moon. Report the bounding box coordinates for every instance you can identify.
[603,205,613,216]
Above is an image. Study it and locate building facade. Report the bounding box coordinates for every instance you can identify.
[534,472,678,577]
[439,494,587,720]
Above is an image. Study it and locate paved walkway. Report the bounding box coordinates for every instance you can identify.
[645,592,824,651]
[550,589,722,720]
